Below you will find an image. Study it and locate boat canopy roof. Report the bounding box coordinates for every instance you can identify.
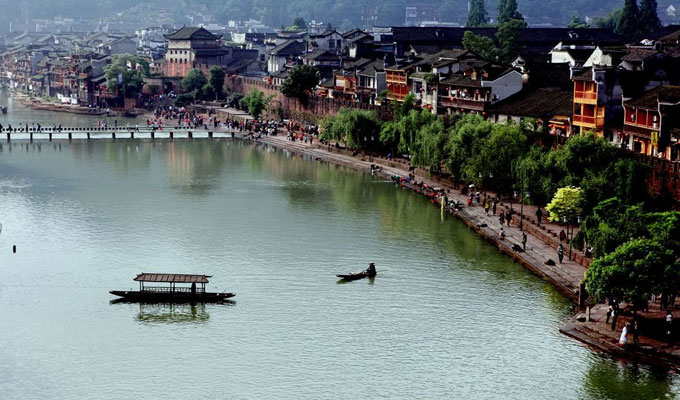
[134,273,211,284]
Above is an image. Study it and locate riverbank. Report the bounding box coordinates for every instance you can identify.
[243,133,680,371]
[12,92,146,117]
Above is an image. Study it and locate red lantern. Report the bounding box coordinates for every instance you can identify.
[449,96,454,101]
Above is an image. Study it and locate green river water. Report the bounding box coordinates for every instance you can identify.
[0,90,678,399]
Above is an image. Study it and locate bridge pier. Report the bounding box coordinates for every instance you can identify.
[170,132,174,140]
[30,132,33,142]
[112,132,116,140]
[49,133,52,141]
[68,132,72,141]
[151,131,155,140]
[87,132,91,140]
[6,132,9,142]
[130,131,134,139]
[188,131,193,139]
[208,131,213,139]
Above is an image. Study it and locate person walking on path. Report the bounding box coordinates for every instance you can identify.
[492,199,497,215]
[485,202,490,215]
[499,211,505,226]
[535,208,543,226]
[559,229,567,243]
[606,305,613,324]
[522,232,527,251]
[506,209,512,226]
[611,307,618,331]
[557,243,564,264]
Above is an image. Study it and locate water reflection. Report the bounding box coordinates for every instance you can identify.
[581,358,675,399]
[165,142,231,195]
[129,302,227,325]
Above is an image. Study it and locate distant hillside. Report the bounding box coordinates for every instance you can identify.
[0,0,672,32]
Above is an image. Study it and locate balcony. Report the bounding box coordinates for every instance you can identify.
[574,91,597,105]
[439,96,486,111]
[573,114,604,127]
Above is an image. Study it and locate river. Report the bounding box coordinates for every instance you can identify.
[0,92,678,399]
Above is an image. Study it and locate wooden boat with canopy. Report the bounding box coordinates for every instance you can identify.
[110,273,235,303]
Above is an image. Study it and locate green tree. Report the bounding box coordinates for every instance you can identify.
[208,66,226,100]
[103,54,145,98]
[240,90,271,119]
[498,0,523,23]
[616,0,641,38]
[322,108,382,149]
[639,0,661,35]
[566,15,590,28]
[467,0,489,27]
[280,65,320,103]
[444,114,494,179]
[496,19,526,63]
[585,238,680,309]
[289,16,307,31]
[466,123,530,194]
[462,31,499,61]
[181,69,208,95]
[545,186,582,222]
[593,9,622,29]
[411,118,448,173]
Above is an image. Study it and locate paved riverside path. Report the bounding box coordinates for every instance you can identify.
[252,134,587,300]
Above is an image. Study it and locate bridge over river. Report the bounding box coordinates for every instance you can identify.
[0,126,238,141]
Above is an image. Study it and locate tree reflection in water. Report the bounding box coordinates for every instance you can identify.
[580,357,674,399]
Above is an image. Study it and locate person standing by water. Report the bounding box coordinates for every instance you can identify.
[522,232,527,251]
[610,307,618,331]
[618,322,629,346]
[492,199,497,215]
[499,211,505,226]
[485,201,490,215]
[557,243,564,264]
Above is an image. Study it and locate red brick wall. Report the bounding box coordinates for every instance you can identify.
[627,151,680,209]
[227,76,394,122]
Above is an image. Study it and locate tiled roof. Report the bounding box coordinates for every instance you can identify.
[622,48,659,62]
[165,27,219,41]
[268,40,306,56]
[488,87,573,118]
[625,85,680,109]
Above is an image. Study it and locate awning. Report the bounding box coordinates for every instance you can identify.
[134,273,211,283]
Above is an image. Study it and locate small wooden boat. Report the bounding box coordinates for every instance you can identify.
[110,273,235,303]
[336,263,377,281]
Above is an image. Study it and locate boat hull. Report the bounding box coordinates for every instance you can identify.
[336,272,374,281]
[109,290,235,303]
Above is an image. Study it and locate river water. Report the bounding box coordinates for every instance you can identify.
[0,92,678,399]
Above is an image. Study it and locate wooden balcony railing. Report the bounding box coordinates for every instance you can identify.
[574,91,597,100]
[573,115,604,126]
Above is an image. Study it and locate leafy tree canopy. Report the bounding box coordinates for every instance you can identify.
[585,238,680,309]
[545,186,582,222]
[467,0,490,27]
[103,54,146,98]
[280,65,320,102]
[209,66,227,100]
[181,69,208,94]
